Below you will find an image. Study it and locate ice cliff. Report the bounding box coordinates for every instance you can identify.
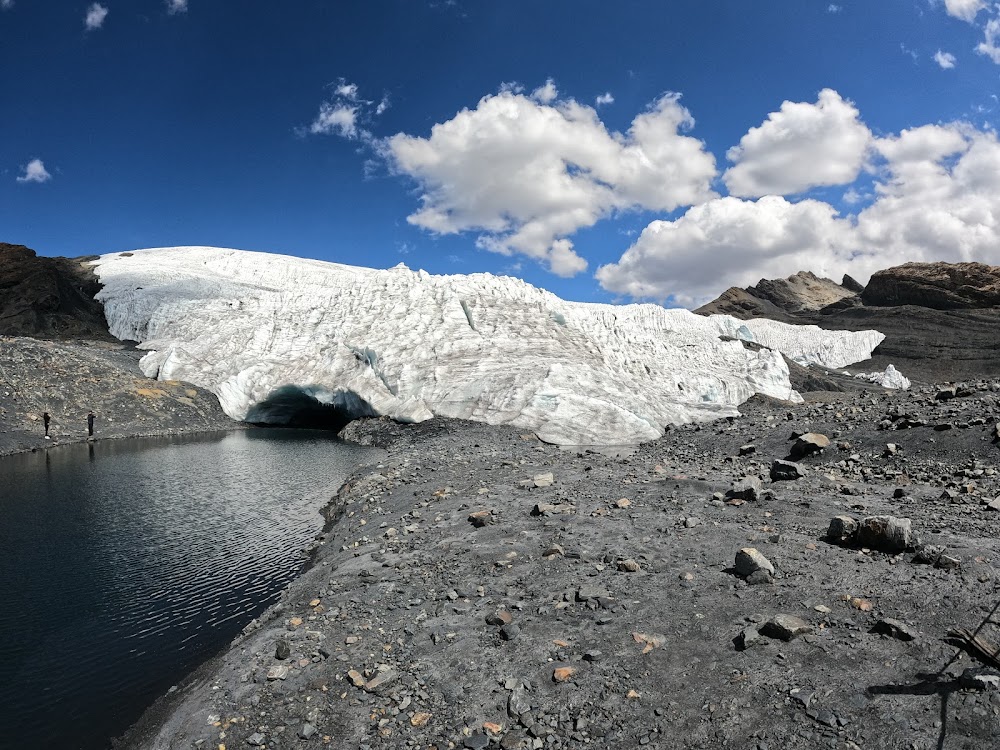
[92,247,888,445]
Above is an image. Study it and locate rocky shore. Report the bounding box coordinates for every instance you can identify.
[120,379,1000,750]
[0,336,237,456]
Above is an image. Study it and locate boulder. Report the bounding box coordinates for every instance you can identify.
[855,515,913,552]
[770,460,806,481]
[760,614,813,641]
[790,432,830,459]
[827,515,859,543]
[727,476,762,502]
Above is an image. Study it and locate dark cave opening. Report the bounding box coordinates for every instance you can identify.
[244,386,376,432]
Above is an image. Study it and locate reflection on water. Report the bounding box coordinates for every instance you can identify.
[0,429,376,750]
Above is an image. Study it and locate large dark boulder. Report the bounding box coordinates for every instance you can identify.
[861,262,1000,310]
[0,242,114,340]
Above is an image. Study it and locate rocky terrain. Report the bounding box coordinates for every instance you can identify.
[696,262,1000,383]
[0,244,237,454]
[0,336,237,455]
[0,242,113,341]
[120,375,1000,750]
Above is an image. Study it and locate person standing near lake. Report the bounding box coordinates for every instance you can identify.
[87,411,95,438]
[43,412,50,438]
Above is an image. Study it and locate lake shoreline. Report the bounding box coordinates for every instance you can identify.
[116,387,1000,749]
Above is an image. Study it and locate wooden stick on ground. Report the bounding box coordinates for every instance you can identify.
[945,628,1000,669]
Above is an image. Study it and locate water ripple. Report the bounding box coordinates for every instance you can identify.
[0,429,375,750]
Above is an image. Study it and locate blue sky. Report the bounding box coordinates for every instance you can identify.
[3,0,1000,305]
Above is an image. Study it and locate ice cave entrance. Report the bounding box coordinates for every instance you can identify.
[244,385,375,432]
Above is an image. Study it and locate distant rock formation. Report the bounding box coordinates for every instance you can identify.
[861,262,1000,309]
[695,271,857,322]
[696,260,1000,383]
[0,243,115,340]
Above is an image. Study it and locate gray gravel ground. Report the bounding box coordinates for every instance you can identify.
[120,378,1000,750]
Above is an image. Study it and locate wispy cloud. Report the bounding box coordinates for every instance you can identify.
[827,4,842,13]
[84,3,108,30]
[595,92,615,106]
[933,49,957,68]
[166,0,188,15]
[0,0,14,11]
[16,159,52,184]
[309,103,358,138]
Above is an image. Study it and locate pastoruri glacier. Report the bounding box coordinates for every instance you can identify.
[92,247,891,445]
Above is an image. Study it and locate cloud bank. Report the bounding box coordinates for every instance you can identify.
[311,80,1000,304]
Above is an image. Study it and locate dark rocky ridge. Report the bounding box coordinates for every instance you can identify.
[0,242,115,340]
[696,262,1000,383]
[862,262,1000,309]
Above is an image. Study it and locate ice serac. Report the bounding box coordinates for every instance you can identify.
[91,247,887,445]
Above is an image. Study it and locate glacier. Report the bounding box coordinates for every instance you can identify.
[91,247,889,445]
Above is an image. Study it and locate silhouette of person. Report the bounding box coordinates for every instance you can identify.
[87,411,95,437]
[43,412,50,438]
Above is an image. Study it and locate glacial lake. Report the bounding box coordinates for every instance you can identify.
[0,429,377,750]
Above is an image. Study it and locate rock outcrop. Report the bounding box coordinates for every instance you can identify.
[696,261,1000,383]
[0,243,115,340]
[695,271,858,321]
[861,261,1000,309]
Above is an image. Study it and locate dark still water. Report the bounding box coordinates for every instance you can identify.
[0,429,376,750]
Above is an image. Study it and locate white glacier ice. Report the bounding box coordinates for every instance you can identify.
[853,364,911,390]
[92,247,888,445]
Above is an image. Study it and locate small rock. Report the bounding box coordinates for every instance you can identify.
[468,510,495,528]
[790,432,830,460]
[985,498,1000,512]
[738,444,757,456]
[617,558,641,572]
[275,639,291,660]
[364,667,398,694]
[960,668,1000,691]
[552,666,577,683]
[542,544,565,557]
[266,665,289,681]
[871,618,918,641]
[827,515,859,544]
[465,733,490,750]
[410,712,432,727]
[770,460,806,481]
[500,623,521,641]
[532,472,554,488]
[684,516,702,528]
[734,626,761,651]
[760,614,812,641]
[246,732,266,746]
[735,548,774,578]
[298,723,317,740]
[508,686,531,717]
[486,610,514,626]
[576,585,610,602]
[727,476,762,502]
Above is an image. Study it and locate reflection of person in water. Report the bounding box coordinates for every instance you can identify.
[87,411,95,437]
[43,412,51,438]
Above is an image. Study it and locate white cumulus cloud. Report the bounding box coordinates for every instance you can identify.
[934,50,957,68]
[595,92,615,106]
[723,88,873,198]
[595,196,856,306]
[381,86,717,277]
[85,3,108,30]
[16,158,52,184]
[166,0,188,15]
[943,0,986,22]
[598,121,1000,305]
